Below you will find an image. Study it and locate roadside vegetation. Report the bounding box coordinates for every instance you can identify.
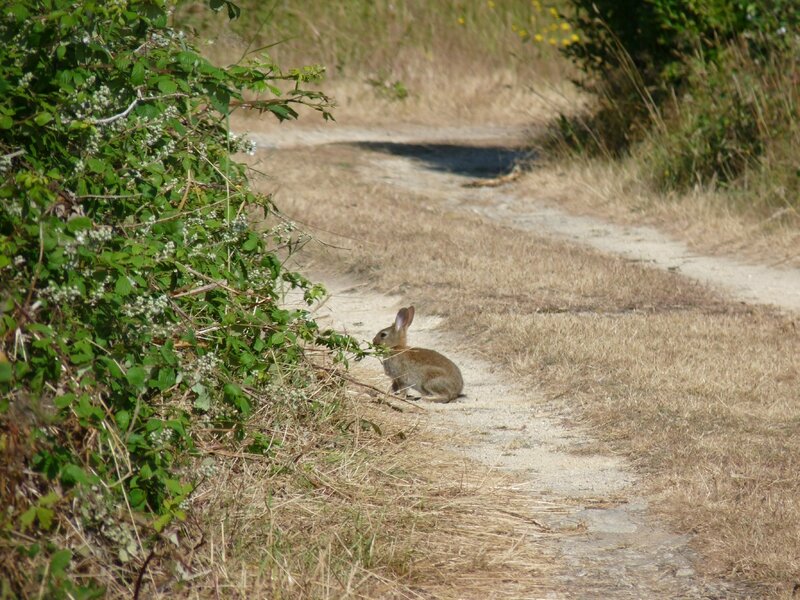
[0,1,557,597]
[177,0,800,595]
[552,0,800,233]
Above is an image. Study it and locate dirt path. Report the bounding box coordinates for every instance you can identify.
[310,280,750,598]
[248,123,788,597]
[249,125,800,314]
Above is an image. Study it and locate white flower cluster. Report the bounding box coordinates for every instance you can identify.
[265,381,310,407]
[228,132,257,156]
[18,71,33,90]
[156,240,176,262]
[63,225,115,269]
[78,487,139,563]
[269,221,297,238]
[191,352,221,382]
[0,153,14,176]
[148,427,175,446]
[198,458,217,478]
[221,213,249,244]
[121,294,169,320]
[88,274,113,306]
[62,76,115,124]
[41,281,82,303]
[181,216,203,247]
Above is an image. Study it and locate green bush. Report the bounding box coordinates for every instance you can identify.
[0,0,361,595]
[645,36,800,202]
[565,0,799,91]
[558,0,800,153]
[556,0,800,201]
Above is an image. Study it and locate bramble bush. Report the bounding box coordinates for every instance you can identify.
[555,0,800,200]
[0,0,363,595]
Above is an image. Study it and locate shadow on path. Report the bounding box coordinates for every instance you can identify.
[351,141,533,180]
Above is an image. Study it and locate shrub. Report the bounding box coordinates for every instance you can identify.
[0,0,361,595]
[645,35,800,202]
[559,0,800,155]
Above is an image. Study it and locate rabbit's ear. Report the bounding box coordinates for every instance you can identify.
[395,308,409,331]
[406,306,415,327]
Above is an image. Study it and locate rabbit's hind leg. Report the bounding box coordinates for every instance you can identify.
[421,378,458,403]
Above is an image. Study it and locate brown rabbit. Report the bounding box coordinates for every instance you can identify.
[372,306,463,403]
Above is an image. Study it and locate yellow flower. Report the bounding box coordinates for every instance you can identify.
[549,23,558,31]
[549,7,559,17]
[571,33,580,42]
[457,16,465,25]
[518,28,528,38]
[548,37,557,45]
[561,38,571,46]
[488,0,495,8]
[534,33,544,42]
[561,22,571,31]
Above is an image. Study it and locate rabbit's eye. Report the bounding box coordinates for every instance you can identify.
[379,332,387,338]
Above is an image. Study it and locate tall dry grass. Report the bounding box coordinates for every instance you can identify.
[116,360,555,598]
[176,0,577,126]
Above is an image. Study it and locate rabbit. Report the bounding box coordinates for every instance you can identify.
[372,306,463,403]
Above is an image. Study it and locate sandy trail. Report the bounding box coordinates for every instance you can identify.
[307,278,753,598]
[252,123,781,597]
[249,125,800,314]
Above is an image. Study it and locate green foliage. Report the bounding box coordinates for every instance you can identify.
[0,0,363,594]
[564,0,799,91]
[644,37,800,203]
[558,0,800,202]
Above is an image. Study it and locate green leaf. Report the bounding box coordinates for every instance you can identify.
[131,61,146,85]
[35,112,53,126]
[0,361,12,383]
[242,234,259,251]
[61,464,91,485]
[54,393,75,409]
[67,216,92,232]
[153,513,171,532]
[0,115,13,129]
[99,356,124,378]
[192,383,210,411]
[49,549,72,576]
[156,367,176,390]
[116,410,130,430]
[69,339,93,364]
[129,488,146,510]
[115,275,133,296]
[126,366,147,389]
[36,507,54,530]
[157,77,177,94]
[20,507,37,530]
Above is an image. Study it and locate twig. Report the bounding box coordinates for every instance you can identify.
[2,149,24,160]
[316,364,427,412]
[177,168,192,212]
[172,282,221,299]
[92,93,141,125]
[132,548,157,600]
[494,508,552,532]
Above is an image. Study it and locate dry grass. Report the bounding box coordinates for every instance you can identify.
[261,142,800,595]
[513,157,800,269]
[116,361,556,599]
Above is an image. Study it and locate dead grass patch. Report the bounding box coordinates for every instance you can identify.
[515,153,800,269]
[122,364,555,599]
[261,143,800,595]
